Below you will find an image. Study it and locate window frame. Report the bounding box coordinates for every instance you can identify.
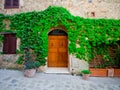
[88,0,92,3]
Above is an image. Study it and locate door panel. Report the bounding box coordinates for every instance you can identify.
[48,35,68,67]
[58,52,68,67]
[48,52,58,67]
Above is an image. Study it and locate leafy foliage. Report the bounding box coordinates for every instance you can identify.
[23,47,41,69]
[0,14,5,41]
[0,6,120,65]
[81,70,91,74]
[16,55,24,65]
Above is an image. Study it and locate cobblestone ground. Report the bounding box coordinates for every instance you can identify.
[0,69,120,90]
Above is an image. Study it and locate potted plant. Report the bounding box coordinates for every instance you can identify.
[90,68,108,77]
[23,47,41,77]
[81,70,91,80]
[24,61,40,77]
[89,55,113,77]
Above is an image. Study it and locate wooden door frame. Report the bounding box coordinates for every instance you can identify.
[48,26,67,35]
[48,26,69,68]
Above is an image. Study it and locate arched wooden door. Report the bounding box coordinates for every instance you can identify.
[48,29,68,67]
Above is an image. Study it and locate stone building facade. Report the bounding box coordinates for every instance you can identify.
[0,0,120,19]
[0,0,120,74]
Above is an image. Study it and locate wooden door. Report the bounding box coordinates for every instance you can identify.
[48,36,68,67]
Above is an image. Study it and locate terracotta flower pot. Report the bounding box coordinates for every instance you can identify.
[114,69,120,77]
[24,69,36,77]
[90,68,108,77]
[82,74,90,80]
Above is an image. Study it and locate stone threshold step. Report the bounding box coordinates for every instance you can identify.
[45,67,70,74]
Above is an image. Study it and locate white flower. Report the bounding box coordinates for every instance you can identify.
[85,37,88,40]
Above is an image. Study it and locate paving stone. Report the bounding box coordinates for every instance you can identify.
[11,79,18,83]
[3,77,11,81]
[0,69,120,90]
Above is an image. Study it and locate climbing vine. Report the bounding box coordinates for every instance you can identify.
[0,14,5,41]
[0,6,120,66]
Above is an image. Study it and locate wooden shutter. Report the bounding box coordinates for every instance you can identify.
[4,0,19,9]
[3,33,16,54]
[10,36,17,54]
[4,0,12,9]
[13,0,19,8]
[3,34,9,54]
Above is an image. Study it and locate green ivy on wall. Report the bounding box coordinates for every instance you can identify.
[0,6,120,65]
[0,14,5,41]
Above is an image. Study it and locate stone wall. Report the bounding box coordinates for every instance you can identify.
[0,54,20,69]
[0,0,120,19]
[0,0,120,73]
[69,55,89,74]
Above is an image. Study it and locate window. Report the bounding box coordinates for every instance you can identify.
[88,0,92,3]
[3,33,17,54]
[4,0,19,9]
[91,12,95,17]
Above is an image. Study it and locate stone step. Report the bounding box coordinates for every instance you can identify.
[45,67,70,74]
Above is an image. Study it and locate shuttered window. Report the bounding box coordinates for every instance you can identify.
[4,0,19,9]
[3,33,17,54]
[88,0,92,3]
